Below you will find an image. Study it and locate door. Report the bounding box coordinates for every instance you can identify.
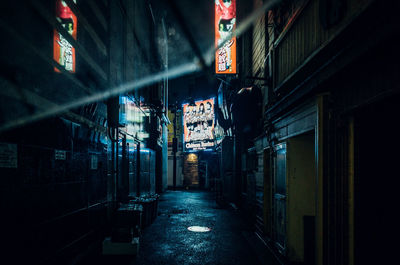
[263,148,272,237]
[183,153,199,187]
[274,143,287,253]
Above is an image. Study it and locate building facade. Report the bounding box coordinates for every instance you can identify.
[232,0,400,264]
[0,0,168,263]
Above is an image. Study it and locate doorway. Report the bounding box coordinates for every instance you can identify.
[354,96,398,264]
[287,132,316,263]
[183,153,199,187]
[263,148,272,237]
[274,143,287,253]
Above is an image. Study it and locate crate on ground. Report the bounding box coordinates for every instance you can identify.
[129,193,159,227]
[114,203,143,228]
[102,237,139,255]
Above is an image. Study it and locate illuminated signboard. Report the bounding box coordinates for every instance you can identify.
[120,97,150,142]
[53,0,77,73]
[183,98,215,151]
[215,0,237,74]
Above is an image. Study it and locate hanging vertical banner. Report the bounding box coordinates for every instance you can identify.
[215,0,237,74]
[53,0,77,73]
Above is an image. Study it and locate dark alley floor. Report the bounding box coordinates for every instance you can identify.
[78,190,280,265]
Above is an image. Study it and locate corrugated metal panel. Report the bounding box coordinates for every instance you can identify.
[252,0,266,88]
[274,0,374,88]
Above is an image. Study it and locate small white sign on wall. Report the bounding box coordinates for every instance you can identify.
[55,150,67,160]
[91,155,98,170]
[0,143,18,168]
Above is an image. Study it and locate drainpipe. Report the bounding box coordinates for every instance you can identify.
[136,141,141,197]
[173,108,177,190]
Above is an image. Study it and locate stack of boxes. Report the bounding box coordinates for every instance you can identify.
[102,204,143,255]
[129,193,160,227]
[102,193,160,255]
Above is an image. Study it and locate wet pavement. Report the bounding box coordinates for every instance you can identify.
[80,190,280,265]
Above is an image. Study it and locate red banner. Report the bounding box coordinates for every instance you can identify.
[215,0,237,74]
[53,0,77,73]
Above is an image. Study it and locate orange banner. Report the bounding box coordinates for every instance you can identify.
[215,0,236,74]
[53,0,77,73]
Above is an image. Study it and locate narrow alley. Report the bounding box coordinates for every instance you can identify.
[1,0,399,265]
[79,191,279,265]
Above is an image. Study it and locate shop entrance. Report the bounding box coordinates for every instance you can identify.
[183,153,199,187]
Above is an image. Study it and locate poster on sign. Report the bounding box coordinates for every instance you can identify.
[53,0,77,73]
[183,98,215,151]
[215,0,236,74]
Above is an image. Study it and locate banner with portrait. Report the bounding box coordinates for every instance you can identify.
[183,98,215,151]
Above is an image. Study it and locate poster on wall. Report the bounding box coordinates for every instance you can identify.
[182,98,215,151]
[90,155,98,170]
[215,0,237,74]
[53,0,77,73]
